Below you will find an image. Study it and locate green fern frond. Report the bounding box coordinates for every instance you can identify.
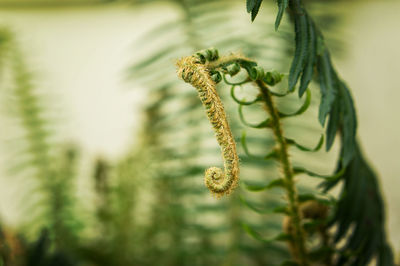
[249,0,394,264]
[0,30,82,254]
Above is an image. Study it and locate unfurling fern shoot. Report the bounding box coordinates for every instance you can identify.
[177,48,321,264]
[176,49,239,198]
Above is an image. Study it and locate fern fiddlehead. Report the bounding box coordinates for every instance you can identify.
[176,49,239,197]
[176,48,340,264]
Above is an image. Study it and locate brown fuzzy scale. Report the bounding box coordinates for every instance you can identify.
[176,56,239,198]
[283,200,330,264]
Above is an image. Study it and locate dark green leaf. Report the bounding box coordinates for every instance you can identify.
[325,96,340,151]
[378,243,395,266]
[338,82,357,166]
[322,143,394,266]
[316,50,337,126]
[246,0,264,22]
[288,13,308,91]
[275,0,288,31]
[299,15,316,97]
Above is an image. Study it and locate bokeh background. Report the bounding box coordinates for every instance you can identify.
[0,0,398,264]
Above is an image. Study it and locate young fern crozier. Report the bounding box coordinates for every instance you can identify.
[176,50,239,197]
[176,48,330,264]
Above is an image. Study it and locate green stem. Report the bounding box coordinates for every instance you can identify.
[256,80,308,265]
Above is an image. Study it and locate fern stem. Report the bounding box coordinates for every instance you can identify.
[255,80,308,265]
